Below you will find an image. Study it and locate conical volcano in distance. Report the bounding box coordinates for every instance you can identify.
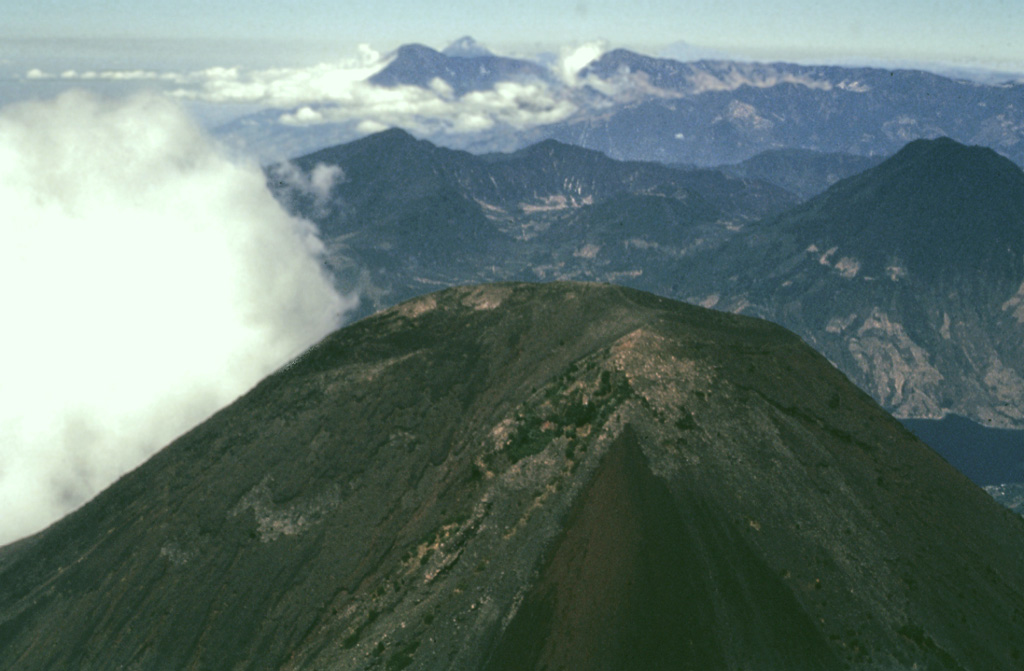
[691,137,1024,427]
[2,282,1023,670]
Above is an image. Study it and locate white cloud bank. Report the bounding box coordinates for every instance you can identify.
[0,91,357,545]
[174,44,389,107]
[264,43,614,139]
[24,44,388,106]
[22,41,861,161]
[17,40,877,151]
[276,78,580,137]
[25,44,615,142]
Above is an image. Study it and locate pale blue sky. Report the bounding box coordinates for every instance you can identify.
[3,0,1023,72]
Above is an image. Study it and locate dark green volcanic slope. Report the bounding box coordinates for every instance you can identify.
[764,137,1024,279]
[686,137,1024,427]
[2,282,1024,670]
[268,129,797,320]
[722,148,885,200]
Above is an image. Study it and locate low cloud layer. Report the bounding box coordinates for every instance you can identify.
[0,91,356,545]
[25,44,389,108]
[24,43,616,144]
[18,41,853,164]
[276,78,581,136]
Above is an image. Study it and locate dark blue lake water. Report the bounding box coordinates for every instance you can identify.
[900,414,1024,486]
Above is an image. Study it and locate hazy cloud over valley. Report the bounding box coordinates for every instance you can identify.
[20,43,609,140]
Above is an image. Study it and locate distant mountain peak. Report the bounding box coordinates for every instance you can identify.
[294,127,432,170]
[442,36,492,58]
[366,126,417,142]
[330,126,420,152]
[696,135,1024,427]
[845,136,1024,204]
[370,41,551,95]
[781,136,1024,274]
[887,135,1016,171]
[517,137,609,159]
[583,48,649,72]
[393,42,441,57]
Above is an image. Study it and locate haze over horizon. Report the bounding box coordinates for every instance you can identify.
[4,0,1023,74]
[3,1,1022,138]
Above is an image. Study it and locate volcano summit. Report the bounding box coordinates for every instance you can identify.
[2,283,1023,670]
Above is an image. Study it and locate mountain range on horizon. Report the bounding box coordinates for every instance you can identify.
[4,282,1024,670]
[216,38,1024,167]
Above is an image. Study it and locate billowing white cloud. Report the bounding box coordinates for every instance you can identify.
[557,42,608,86]
[277,79,579,137]
[22,41,770,158]
[172,44,389,107]
[0,91,357,545]
[268,160,345,215]
[23,44,590,141]
[25,45,389,108]
[309,163,344,199]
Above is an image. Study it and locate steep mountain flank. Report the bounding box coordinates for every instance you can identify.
[689,137,1024,426]
[482,427,840,671]
[2,282,1024,670]
[722,148,884,200]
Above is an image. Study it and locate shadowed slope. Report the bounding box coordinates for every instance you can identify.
[484,426,839,671]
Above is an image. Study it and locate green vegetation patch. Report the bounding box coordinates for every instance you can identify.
[342,609,379,649]
[897,624,964,671]
[503,365,637,464]
[675,405,697,431]
[387,640,421,671]
[505,413,557,463]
